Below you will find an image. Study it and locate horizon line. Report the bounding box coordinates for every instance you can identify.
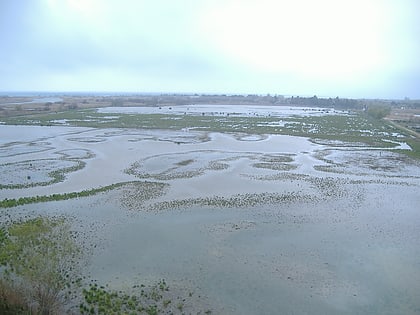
[0,91,417,101]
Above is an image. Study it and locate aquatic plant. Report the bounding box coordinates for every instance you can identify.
[147,191,317,212]
[0,181,167,209]
[80,279,204,315]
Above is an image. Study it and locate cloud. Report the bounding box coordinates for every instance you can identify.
[0,0,419,98]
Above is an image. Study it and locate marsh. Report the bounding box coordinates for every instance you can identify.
[1,107,419,314]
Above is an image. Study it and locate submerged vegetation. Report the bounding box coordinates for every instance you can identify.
[147,191,314,212]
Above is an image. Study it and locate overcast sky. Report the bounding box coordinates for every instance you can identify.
[1,0,419,99]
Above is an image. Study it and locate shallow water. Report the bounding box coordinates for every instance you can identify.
[98,105,347,118]
[19,184,419,315]
[1,125,419,314]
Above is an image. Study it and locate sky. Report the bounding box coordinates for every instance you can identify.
[0,0,419,99]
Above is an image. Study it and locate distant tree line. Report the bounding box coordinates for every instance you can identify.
[63,93,420,112]
[288,95,361,109]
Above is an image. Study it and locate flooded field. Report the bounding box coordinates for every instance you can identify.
[1,109,420,314]
[97,105,347,117]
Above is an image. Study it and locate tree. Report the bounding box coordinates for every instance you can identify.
[111,98,124,106]
[366,105,391,119]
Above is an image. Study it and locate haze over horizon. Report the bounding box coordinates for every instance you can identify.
[1,0,419,99]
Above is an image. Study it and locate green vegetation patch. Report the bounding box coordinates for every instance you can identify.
[400,138,420,159]
[0,217,82,314]
[80,280,210,315]
[0,181,166,208]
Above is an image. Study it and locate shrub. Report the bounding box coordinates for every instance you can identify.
[0,217,81,315]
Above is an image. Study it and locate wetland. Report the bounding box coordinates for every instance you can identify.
[1,103,419,314]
